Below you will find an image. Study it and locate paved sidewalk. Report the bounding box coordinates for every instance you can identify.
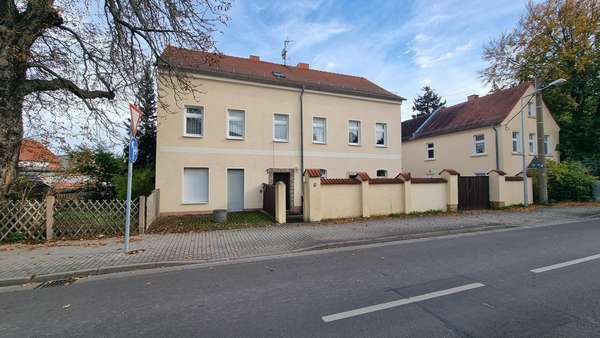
[1,205,600,285]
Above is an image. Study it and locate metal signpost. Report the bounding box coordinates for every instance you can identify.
[124,103,142,253]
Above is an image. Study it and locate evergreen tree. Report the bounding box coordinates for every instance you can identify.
[411,86,446,118]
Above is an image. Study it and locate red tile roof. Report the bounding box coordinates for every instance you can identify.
[305,168,321,178]
[321,178,361,185]
[403,83,531,140]
[161,46,404,102]
[401,114,429,141]
[19,139,61,169]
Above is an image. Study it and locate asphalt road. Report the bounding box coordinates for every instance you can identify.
[2,219,600,337]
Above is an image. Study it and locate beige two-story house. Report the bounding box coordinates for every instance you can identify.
[156,47,404,215]
[402,83,560,176]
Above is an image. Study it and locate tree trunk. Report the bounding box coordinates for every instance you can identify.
[0,48,26,198]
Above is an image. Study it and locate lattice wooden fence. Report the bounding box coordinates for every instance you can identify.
[0,199,46,241]
[52,199,139,239]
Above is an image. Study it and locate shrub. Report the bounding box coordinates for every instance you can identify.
[113,167,155,200]
[546,160,595,201]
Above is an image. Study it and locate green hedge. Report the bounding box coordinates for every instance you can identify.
[546,160,595,201]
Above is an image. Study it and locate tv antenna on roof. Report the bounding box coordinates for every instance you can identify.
[281,37,292,66]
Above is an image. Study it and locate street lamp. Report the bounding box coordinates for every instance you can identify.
[519,78,566,207]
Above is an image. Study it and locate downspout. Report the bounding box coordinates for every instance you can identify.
[493,126,500,170]
[300,86,305,203]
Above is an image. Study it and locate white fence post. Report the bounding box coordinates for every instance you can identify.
[45,196,55,241]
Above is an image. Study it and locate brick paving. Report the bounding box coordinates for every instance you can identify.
[1,205,599,282]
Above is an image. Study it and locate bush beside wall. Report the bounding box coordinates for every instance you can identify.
[546,160,595,201]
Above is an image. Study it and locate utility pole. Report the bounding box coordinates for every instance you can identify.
[535,78,548,204]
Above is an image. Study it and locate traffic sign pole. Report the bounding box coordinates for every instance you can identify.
[124,103,142,254]
[124,148,133,253]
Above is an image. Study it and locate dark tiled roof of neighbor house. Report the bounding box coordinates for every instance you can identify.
[160,46,404,102]
[401,113,429,141]
[403,83,531,141]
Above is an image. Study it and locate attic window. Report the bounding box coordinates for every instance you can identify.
[272,71,286,79]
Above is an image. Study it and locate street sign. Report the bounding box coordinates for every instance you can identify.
[129,138,138,163]
[528,157,544,169]
[129,103,143,136]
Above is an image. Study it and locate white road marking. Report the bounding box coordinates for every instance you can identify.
[531,253,600,273]
[321,282,485,323]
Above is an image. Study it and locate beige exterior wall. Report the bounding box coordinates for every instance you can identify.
[402,127,496,176]
[410,183,447,212]
[320,184,363,219]
[367,184,405,216]
[505,179,534,206]
[156,73,402,214]
[402,85,560,177]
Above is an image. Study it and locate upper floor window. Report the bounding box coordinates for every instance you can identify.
[528,101,536,117]
[473,134,485,155]
[185,106,203,137]
[348,120,361,145]
[376,169,388,177]
[273,114,289,142]
[319,169,327,178]
[227,109,245,139]
[375,123,387,147]
[512,131,521,153]
[529,133,536,154]
[426,142,435,160]
[312,117,326,144]
[543,135,550,155]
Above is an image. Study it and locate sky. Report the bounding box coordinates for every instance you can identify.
[216,0,529,120]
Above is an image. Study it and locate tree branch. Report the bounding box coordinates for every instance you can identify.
[21,78,115,100]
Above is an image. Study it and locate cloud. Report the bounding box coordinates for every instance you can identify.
[218,0,529,120]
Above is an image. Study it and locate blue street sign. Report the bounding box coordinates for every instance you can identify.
[528,157,544,169]
[129,138,138,163]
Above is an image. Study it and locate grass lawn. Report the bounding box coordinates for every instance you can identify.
[148,211,275,234]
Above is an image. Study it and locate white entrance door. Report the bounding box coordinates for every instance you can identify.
[227,169,244,212]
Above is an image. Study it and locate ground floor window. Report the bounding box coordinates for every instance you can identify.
[183,167,209,203]
[376,169,388,177]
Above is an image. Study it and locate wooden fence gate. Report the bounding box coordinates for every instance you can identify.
[458,176,490,210]
[262,183,276,218]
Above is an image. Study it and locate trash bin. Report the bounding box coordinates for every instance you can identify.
[593,181,600,201]
[213,209,227,223]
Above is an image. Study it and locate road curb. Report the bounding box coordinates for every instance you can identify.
[0,219,592,288]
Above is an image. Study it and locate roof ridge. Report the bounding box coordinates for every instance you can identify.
[168,46,373,82]
[439,82,531,112]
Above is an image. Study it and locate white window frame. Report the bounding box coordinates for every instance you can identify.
[527,101,536,118]
[183,106,204,138]
[348,120,362,146]
[226,109,245,140]
[543,135,550,155]
[472,134,486,155]
[425,142,435,160]
[312,116,327,144]
[376,169,388,177]
[512,131,522,154]
[375,122,388,147]
[529,133,536,154]
[273,113,290,143]
[182,167,209,204]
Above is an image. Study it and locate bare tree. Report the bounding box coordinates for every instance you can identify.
[0,0,231,197]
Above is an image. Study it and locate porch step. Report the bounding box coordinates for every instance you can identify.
[286,213,304,223]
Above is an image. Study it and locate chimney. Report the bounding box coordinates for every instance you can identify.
[297,62,310,70]
[249,55,260,61]
[467,94,479,102]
